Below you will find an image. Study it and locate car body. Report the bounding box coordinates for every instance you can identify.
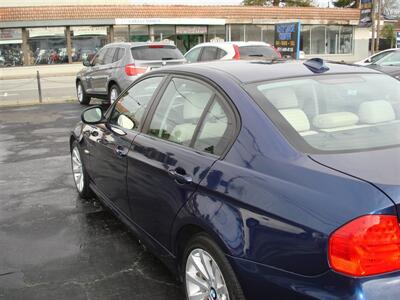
[365,49,400,80]
[75,42,186,105]
[354,48,398,66]
[70,59,400,300]
[184,41,281,63]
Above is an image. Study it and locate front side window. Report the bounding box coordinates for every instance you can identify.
[92,48,107,65]
[110,76,164,130]
[246,73,400,153]
[103,47,116,65]
[377,51,400,66]
[370,51,391,63]
[185,47,202,63]
[148,78,214,147]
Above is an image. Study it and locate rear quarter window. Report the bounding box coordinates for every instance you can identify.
[131,46,184,60]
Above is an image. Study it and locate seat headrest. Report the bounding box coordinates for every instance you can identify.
[182,92,212,119]
[263,87,299,109]
[358,100,396,124]
[280,108,310,132]
[313,112,359,129]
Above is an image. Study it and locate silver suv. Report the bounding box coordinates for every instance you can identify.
[76,42,186,105]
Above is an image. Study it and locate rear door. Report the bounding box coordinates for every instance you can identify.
[131,44,186,71]
[87,75,165,217]
[91,47,115,94]
[126,76,237,246]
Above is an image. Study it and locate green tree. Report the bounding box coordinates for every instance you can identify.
[285,0,313,6]
[381,23,396,47]
[333,0,359,8]
[242,0,280,6]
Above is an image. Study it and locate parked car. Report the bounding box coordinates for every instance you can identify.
[75,42,186,105]
[70,59,400,300]
[354,48,398,66]
[366,49,400,80]
[184,41,281,63]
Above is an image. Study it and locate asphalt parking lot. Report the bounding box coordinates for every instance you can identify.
[0,103,184,300]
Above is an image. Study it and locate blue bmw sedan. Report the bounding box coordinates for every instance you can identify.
[70,59,400,300]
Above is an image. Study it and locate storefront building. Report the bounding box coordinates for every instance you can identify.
[0,5,367,66]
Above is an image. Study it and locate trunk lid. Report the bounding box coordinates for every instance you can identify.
[310,147,400,219]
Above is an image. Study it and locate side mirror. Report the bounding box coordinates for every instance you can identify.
[83,59,91,67]
[81,106,106,124]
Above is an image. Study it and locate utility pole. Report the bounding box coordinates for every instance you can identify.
[371,0,376,54]
[376,0,382,52]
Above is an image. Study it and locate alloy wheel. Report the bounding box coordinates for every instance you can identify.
[71,146,84,192]
[185,248,230,300]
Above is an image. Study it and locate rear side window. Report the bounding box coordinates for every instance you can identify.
[239,45,279,59]
[200,47,218,61]
[131,45,184,60]
[103,47,116,64]
[110,76,164,130]
[216,48,227,59]
[113,47,125,62]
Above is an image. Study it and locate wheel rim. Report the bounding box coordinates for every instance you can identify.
[77,84,83,103]
[185,249,230,300]
[71,146,84,193]
[110,88,118,104]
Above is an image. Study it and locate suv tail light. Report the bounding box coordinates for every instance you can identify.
[124,64,146,76]
[233,44,240,60]
[329,215,400,276]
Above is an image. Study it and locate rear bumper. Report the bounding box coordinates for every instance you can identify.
[228,256,400,300]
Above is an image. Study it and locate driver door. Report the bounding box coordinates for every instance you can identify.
[87,76,165,218]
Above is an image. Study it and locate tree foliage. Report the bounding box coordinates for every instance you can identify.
[333,0,359,8]
[242,0,313,6]
[381,23,397,47]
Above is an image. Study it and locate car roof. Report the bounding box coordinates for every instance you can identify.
[156,59,382,84]
[105,42,177,48]
[192,41,272,48]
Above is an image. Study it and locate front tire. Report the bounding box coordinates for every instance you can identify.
[109,84,120,104]
[77,81,91,105]
[183,233,245,300]
[70,140,92,199]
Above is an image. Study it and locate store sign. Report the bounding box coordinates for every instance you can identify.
[274,22,301,59]
[71,26,107,36]
[360,0,373,27]
[176,26,207,35]
[0,29,22,40]
[115,18,225,25]
[28,27,65,38]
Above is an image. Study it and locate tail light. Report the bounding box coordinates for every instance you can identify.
[329,215,400,276]
[272,46,282,58]
[233,44,240,60]
[124,64,146,76]
[148,44,164,48]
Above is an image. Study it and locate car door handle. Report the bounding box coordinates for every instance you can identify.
[168,169,193,184]
[115,145,129,157]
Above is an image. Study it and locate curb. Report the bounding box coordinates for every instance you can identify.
[0,98,76,108]
[0,72,78,81]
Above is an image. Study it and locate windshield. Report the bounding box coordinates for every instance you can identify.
[246,73,400,153]
[131,45,184,60]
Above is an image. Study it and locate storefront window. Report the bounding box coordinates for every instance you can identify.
[311,26,326,55]
[28,27,67,65]
[300,25,311,55]
[340,26,353,54]
[326,26,340,54]
[231,25,245,41]
[130,25,149,42]
[114,25,129,42]
[246,25,262,42]
[154,25,175,42]
[261,25,274,45]
[71,26,107,62]
[0,28,23,66]
[207,25,226,42]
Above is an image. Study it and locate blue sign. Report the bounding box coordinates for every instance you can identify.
[274,22,301,59]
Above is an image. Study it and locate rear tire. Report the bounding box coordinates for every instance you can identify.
[77,81,91,105]
[109,84,120,104]
[70,140,93,199]
[182,233,246,300]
